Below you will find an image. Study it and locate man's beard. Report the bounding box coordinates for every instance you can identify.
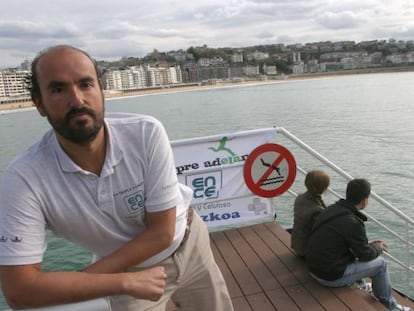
[47,106,104,144]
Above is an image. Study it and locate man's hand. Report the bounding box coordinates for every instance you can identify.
[370,240,388,253]
[123,266,167,301]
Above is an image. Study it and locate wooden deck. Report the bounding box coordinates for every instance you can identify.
[168,221,414,310]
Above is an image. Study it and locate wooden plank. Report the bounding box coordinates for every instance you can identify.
[351,288,388,310]
[284,284,325,311]
[169,221,414,311]
[264,221,293,248]
[231,296,253,311]
[245,293,276,311]
[265,288,301,311]
[253,223,311,282]
[224,228,281,291]
[302,281,351,311]
[210,238,243,298]
[238,224,301,287]
[332,287,387,311]
[393,290,414,310]
[211,230,262,296]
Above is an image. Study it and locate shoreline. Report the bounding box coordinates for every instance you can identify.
[1,67,414,112]
[0,79,292,112]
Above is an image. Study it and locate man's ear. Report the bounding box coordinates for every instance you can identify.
[34,98,46,117]
[361,197,369,209]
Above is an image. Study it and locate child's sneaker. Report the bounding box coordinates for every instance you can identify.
[361,281,372,293]
[351,279,372,293]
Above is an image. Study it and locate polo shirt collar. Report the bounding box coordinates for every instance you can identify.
[52,121,123,175]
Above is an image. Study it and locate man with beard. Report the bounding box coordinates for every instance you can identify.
[0,45,233,311]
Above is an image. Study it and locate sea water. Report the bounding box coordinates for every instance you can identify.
[1,72,414,309]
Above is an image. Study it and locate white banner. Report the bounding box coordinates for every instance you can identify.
[171,128,279,231]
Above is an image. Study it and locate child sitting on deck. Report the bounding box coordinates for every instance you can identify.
[291,170,329,258]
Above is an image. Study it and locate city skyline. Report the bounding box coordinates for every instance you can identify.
[1,0,414,69]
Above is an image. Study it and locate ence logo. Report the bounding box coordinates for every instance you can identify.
[186,171,222,200]
[124,191,145,214]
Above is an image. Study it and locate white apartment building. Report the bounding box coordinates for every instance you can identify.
[246,51,269,61]
[198,57,225,67]
[0,70,30,99]
[146,65,182,87]
[292,63,305,75]
[231,52,244,63]
[105,70,123,90]
[385,52,414,64]
[104,65,182,90]
[131,66,147,88]
[104,66,147,90]
[242,65,260,76]
[168,66,182,84]
[292,52,301,63]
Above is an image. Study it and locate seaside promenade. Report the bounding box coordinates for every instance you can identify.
[2,67,414,112]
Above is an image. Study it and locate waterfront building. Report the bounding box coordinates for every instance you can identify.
[231,52,244,63]
[228,66,243,79]
[292,52,301,63]
[0,70,30,99]
[130,66,148,89]
[198,66,229,81]
[103,65,181,90]
[242,65,260,76]
[181,65,199,83]
[263,64,277,75]
[146,64,182,87]
[103,70,123,91]
[307,59,320,73]
[291,63,305,75]
[246,51,269,61]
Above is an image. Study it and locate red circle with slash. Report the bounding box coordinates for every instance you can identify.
[243,143,297,198]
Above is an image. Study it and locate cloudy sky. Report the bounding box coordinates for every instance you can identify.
[1,0,414,69]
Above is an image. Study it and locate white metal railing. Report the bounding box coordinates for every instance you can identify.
[276,127,414,299]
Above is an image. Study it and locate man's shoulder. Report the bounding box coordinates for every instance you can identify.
[6,130,55,171]
[104,113,167,151]
[314,203,352,226]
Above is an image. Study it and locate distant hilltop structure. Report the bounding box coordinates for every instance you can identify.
[1,38,414,105]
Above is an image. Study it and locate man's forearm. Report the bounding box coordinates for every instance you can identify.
[2,267,166,309]
[84,208,177,274]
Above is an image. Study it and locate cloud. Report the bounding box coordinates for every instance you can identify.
[0,21,79,40]
[315,11,363,30]
[0,0,413,69]
[256,31,275,39]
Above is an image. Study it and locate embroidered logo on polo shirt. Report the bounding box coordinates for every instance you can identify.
[124,190,145,214]
[0,235,23,242]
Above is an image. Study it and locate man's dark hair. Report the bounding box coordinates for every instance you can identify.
[26,45,101,101]
[346,178,371,204]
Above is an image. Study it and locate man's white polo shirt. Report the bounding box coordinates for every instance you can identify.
[0,113,192,267]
